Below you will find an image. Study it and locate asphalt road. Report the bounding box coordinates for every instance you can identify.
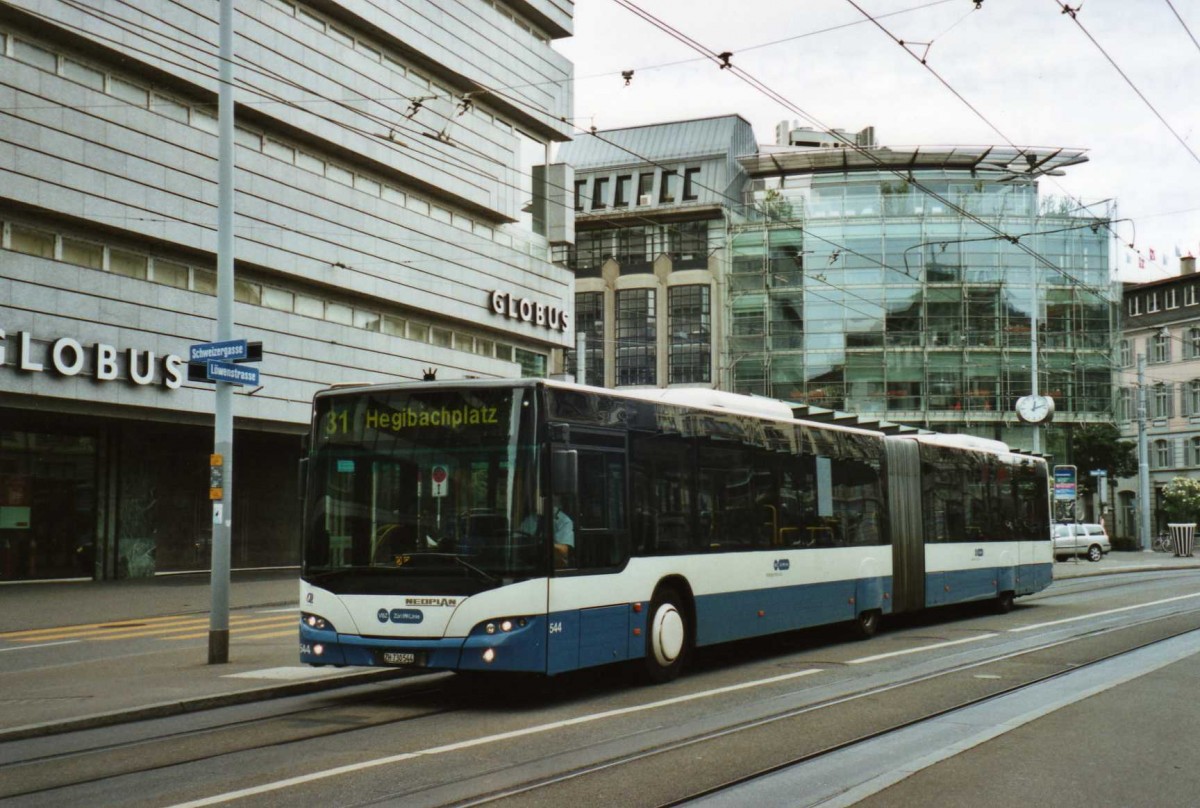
[3,568,1199,807]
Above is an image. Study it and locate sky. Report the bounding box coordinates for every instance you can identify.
[554,0,1200,282]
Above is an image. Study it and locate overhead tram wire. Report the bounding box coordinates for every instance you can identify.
[608,0,1115,303]
[1052,0,1200,170]
[19,2,723,282]
[1163,0,1200,57]
[842,0,1152,271]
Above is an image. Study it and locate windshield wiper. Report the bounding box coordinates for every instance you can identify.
[449,554,497,583]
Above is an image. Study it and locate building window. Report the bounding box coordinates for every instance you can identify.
[670,221,710,269]
[1187,285,1198,306]
[591,177,609,210]
[659,170,678,204]
[1152,331,1171,363]
[614,175,632,208]
[1192,436,1200,466]
[9,225,55,258]
[1118,387,1133,421]
[668,285,711,384]
[1188,328,1200,359]
[1148,292,1160,313]
[514,349,546,378]
[574,292,605,387]
[616,288,656,386]
[617,227,652,273]
[1167,288,1179,309]
[1119,338,1132,367]
[637,173,654,205]
[574,180,587,212]
[1190,380,1200,417]
[1128,296,1141,316]
[571,231,609,277]
[682,167,701,201]
[1154,382,1174,419]
[1154,439,1170,469]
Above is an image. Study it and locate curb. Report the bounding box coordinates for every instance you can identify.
[0,668,426,743]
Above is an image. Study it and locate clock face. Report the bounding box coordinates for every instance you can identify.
[1016,395,1054,423]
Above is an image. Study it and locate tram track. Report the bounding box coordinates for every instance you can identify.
[443,606,1200,807]
[5,588,1200,807]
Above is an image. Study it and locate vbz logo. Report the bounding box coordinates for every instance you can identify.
[773,558,791,572]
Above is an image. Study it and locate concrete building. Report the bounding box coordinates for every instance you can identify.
[1114,255,1200,539]
[0,0,575,580]
[557,115,757,389]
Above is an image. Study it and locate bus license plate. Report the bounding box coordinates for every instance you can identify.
[381,651,419,666]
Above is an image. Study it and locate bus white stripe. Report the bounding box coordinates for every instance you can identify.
[166,667,823,807]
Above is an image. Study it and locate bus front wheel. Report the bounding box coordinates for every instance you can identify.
[644,588,689,684]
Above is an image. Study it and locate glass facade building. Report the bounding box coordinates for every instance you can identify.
[731,144,1117,453]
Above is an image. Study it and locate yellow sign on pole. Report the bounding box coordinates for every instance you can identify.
[210,454,224,500]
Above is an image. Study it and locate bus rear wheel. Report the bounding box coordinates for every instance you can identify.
[852,608,880,640]
[644,588,689,684]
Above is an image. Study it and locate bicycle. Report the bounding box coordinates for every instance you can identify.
[1152,531,1174,553]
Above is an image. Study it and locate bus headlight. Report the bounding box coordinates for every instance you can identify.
[302,613,335,632]
[483,617,526,635]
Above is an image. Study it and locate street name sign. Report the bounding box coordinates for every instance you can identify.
[190,339,248,363]
[206,360,260,386]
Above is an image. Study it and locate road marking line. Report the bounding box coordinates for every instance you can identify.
[91,616,295,641]
[1,615,203,641]
[0,640,80,652]
[166,667,825,808]
[1009,591,1200,632]
[847,633,998,664]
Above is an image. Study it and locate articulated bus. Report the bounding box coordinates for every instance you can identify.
[299,379,1052,682]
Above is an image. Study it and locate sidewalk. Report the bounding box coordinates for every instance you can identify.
[3,554,1199,742]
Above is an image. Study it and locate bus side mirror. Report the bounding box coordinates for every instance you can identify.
[552,449,578,497]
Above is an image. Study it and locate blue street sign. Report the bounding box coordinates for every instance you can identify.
[190,339,248,363]
[206,360,260,386]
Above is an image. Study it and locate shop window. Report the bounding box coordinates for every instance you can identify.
[515,349,546,378]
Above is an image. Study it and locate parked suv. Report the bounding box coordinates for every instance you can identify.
[1053,522,1111,562]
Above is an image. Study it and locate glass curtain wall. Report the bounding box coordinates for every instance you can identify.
[728,169,1114,440]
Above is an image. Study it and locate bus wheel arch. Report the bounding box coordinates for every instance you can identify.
[643,577,694,683]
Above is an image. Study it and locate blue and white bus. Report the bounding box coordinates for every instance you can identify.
[300,379,1052,682]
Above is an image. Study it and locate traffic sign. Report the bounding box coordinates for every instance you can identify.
[1053,465,1077,502]
[206,360,260,386]
[431,465,448,498]
[190,339,248,363]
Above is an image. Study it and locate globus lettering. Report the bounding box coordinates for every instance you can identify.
[0,328,185,389]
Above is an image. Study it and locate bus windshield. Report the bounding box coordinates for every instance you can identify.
[303,386,542,595]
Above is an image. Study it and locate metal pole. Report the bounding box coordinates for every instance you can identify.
[1029,182,1041,455]
[209,0,235,664]
[576,330,586,385]
[1136,354,1151,551]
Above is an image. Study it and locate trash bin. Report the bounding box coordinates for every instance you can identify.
[1168,523,1196,557]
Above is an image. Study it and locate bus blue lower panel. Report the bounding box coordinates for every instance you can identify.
[693,577,891,648]
[928,563,1053,608]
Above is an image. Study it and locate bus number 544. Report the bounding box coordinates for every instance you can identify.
[549,622,563,634]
